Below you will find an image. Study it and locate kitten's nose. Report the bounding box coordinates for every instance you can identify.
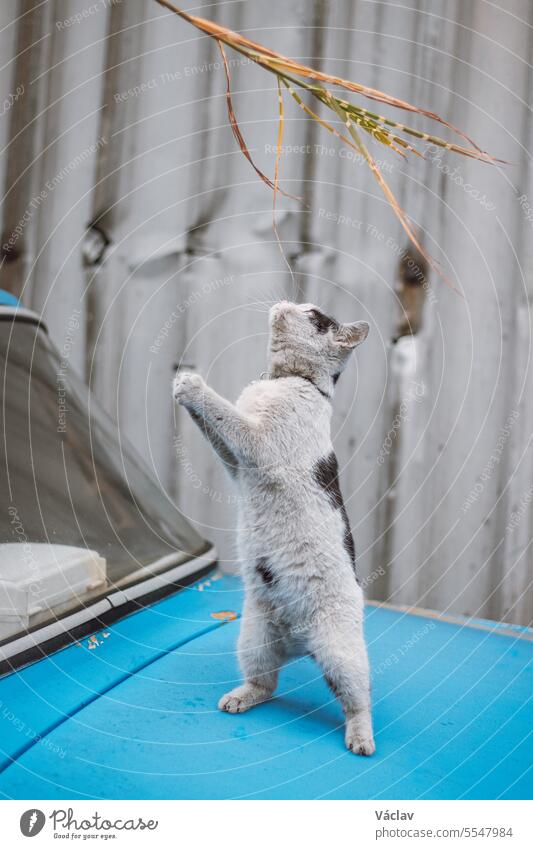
[270,300,292,319]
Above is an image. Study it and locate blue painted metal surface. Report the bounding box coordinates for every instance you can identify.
[0,573,531,800]
[0,290,20,307]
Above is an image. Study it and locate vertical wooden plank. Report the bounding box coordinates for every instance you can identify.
[378,0,457,606]
[0,0,54,302]
[0,2,20,223]
[27,0,110,375]
[413,0,530,619]
[84,0,220,503]
[84,0,145,403]
[500,0,533,624]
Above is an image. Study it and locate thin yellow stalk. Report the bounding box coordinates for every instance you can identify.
[272,77,296,285]
[273,76,284,225]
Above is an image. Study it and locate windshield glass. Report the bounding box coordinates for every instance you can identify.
[0,316,207,644]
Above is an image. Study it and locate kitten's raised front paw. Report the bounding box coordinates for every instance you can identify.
[218,683,271,714]
[173,371,205,404]
[345,715,376,756]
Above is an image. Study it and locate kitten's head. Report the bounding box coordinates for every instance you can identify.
[268,301,369,387]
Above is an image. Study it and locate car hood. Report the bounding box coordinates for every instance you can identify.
[0,573,531,800]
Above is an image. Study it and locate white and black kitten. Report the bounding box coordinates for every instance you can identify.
[173,301,374,755]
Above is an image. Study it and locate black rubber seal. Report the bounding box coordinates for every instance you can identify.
[0,560,215,678]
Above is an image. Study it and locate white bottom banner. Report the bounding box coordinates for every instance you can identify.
[1,799,530,847]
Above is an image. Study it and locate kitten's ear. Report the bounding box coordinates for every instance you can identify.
[336,321,370,349]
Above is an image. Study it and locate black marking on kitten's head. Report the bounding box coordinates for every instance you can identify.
[268,301,369,387]
[307,307,339,335]
[256,557,277,586]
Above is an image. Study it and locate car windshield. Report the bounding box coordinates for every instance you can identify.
[0,315,207,644]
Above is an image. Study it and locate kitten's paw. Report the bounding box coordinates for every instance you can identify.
[173,371,205,404]
[218,683,271,714]
[345,715,375,756]
[345,732,375,757]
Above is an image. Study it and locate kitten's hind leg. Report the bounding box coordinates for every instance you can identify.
[310,620,375,756]
[219,598,285,714]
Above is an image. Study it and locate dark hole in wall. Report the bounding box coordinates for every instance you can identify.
[393,247,429,342]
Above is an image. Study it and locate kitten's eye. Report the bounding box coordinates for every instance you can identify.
[307,309,337,334]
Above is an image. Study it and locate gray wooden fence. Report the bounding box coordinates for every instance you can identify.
[1,0,532,624]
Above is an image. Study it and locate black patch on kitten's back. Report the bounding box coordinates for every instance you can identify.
[313,452,343,510]
[342,517,356,568]
[313,452,360,583]
[256,557,277,586]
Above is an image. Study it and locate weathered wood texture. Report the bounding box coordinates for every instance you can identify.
[1,0,531,623]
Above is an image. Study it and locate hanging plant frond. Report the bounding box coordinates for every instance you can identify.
[155,0,502,289]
